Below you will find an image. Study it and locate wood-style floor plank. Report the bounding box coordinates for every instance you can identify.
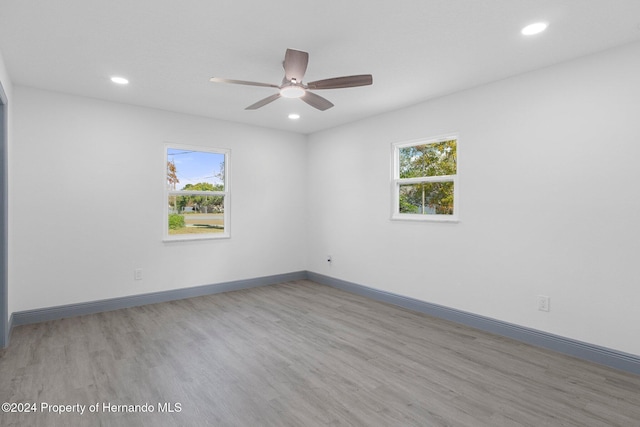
[1,280,639,426]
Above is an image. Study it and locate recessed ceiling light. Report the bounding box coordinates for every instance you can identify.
[110,76,129,85]
[521,22,548,36]
[288,113,300,120]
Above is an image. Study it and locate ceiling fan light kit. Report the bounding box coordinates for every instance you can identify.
[210,48,373,111]
[280,85,305,98]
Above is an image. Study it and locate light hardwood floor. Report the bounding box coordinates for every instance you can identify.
[1,280,639,426]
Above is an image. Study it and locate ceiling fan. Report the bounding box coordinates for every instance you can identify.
[210,48,373,111]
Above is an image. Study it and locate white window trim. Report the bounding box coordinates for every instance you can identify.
[391,135,459,222]
[163,143,231,242]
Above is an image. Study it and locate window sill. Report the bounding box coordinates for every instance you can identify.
[391,214,459,223]
[163,234,230,242]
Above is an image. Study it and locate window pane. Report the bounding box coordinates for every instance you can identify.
[168,195,225,235]
[167,148,225,191]
[399,182,454,215]
[399,140,456,179]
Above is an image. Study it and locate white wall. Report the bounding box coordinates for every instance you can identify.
[307,41,640,356]
[0,50,12,101]
[0,49,12,326]
[10,87,307,312]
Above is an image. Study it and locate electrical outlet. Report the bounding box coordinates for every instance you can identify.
[537,295,550,312]
[134,268,143,281]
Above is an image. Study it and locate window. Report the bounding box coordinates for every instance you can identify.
[392,136,458,221]
[164,144,230,240]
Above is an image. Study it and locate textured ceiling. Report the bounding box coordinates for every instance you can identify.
[1,0,640,134]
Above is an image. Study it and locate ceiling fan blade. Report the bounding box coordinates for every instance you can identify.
[245,93,281,110]
[283,49,309,82]
[210,77,279,89]
[301,91,334,111]
[307,74,373,90]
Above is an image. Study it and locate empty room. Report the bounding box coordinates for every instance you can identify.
[1,1,639,426]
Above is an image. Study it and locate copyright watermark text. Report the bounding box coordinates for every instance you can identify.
[2,401,182,415]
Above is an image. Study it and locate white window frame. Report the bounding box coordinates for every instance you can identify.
[391,135,459,222]
[164,143,231,241]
